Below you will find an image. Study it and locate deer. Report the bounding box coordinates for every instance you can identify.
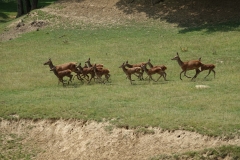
[119,62,143,84]
[44,58,77,83]
[44,58,78,73]
[146,59,167,80]
[50,66,73,86]
[76,63,95,84]
[125,60,146,80]
[198,57,216,78]
[171,52,203,80]
[85,58,103,68]
[92,64,110,83]
[141,63,166,83]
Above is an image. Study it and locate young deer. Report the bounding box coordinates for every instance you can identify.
[76,63,95,84]
[201,64,216,78]
[146,59,167,80]
[44,58,76,84]
[85,58,103,68]
[119,62,142,84]
[171,52,203,80]
[92,64,110,83]
[125,60,145,80]
[141,63,166,83]
[50,66,73,86]
[198,57,216,78]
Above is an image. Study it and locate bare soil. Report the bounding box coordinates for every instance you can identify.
[1,119,240,160]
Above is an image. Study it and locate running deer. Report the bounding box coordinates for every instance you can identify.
[119,62,142,84]
[92,64,110,83]
[201,63,216,79]
[76,63,95,84]
[146,59,167,80]
[171,52,203,80]
[85,58,103,68]
[50,66,73,86]
[125,60,146,80]
[44,58,77,83]
[44,58,78,73]
[198,57,216,78]
[141,63,166,83]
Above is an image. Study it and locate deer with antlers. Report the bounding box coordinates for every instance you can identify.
[171,52,203,80]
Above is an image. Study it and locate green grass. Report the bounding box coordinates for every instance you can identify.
[1,22,239,138]
[0,1,240,159]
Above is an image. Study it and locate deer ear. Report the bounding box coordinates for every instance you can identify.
[176,52,179,55]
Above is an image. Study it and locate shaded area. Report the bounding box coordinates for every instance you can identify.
[115,0,240,33]
[0,0,56,23]
[0,0,16,23]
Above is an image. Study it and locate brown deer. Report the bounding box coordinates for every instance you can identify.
[141,63,166,83]
[201,64,216,78]
[50,66,73,86]
[198,57,216,78]
[171,52,202,80]
[76,63,95,84]
[44,58,77,83]
[85,58,103,68]
[146,59,167,80]
[44,58,78,73]
[92,64,110,83]
[119,62,142,84]
[125,60,145,80]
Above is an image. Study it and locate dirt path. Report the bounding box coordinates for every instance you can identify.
[1,119,239,160]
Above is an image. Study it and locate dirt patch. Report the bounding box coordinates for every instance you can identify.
[0,18,48,41]
[0,119,239,159]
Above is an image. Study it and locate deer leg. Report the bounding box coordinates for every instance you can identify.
[127,74,134,84]
[163,72,167,80]
[68,74,73,84]
[105,74,110,82]
[149,75,157,82]
[204,69,212,79]
[180,71,184,80]
[192,69,201,80]
[213,69,216,78]
[156,73,164,81]
[87,74,94,84]
[183,71,191,78]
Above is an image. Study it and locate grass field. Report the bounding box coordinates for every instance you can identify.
[1,19,240,137]
[0,0,240,158]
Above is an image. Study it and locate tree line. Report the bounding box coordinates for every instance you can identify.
[17,0,38,17]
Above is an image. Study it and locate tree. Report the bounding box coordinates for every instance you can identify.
[16,0,38,17]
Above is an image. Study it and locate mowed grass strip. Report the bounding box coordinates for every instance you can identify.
[0,13,240,138]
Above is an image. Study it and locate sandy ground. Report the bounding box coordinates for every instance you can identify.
[1,119,240,160]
